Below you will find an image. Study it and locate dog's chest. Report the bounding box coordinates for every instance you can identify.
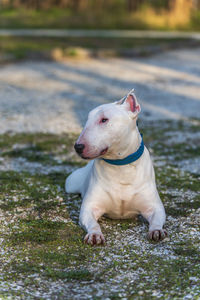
[97,160,142,191]
[105,197,139,219]
[105,181,140,218]
[95,159,149,219]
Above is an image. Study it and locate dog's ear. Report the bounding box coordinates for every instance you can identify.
[118,91,141,117]
[125,93,141,114]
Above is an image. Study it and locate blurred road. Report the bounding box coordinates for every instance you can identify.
[0,29,200,39]
[0,46,200,134]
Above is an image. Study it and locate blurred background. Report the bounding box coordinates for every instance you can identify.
[0,0,200,30]
[0,0,200,62]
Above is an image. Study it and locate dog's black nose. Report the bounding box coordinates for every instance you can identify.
[74,143,85,154]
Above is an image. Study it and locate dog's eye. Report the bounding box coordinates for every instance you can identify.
[101,118,108,123]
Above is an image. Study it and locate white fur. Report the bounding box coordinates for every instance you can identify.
[65,91,166,244]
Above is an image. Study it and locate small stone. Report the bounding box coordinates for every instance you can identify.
[189,276,198,282]
[51,48,63,61]
[138,291,144,295]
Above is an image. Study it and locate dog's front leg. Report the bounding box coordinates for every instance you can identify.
[79,201,105,246]
[142,204,167,242]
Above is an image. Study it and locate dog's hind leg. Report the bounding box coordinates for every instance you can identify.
[65,161,93,195]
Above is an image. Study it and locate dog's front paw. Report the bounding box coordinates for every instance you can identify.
[148,229,168,242]
[84,233,105,246]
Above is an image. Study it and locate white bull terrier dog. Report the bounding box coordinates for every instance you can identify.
[65,90,167,245]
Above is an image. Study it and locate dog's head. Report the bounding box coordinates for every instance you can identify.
[74,90,141,160]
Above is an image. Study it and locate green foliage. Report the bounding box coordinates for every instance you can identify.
[0,2,200,30]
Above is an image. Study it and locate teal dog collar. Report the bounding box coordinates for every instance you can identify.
[102,134,144,166]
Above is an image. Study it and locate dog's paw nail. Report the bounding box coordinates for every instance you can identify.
[160,229,168,240]
[84,233,105,246]
[148,229,168,242]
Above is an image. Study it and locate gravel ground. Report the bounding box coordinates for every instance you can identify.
[0,47,200,134]
[0,48,200,300]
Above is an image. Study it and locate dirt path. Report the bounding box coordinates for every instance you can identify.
[0,47,200,134]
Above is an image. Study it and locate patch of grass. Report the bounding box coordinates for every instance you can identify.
[120,219,137,230]
[165,206,189,217]
[154,142,200,161]
[0,132,76,151]
[0,132,83,166]
[156,167,199,193]
[142,120,200,161]
[1,36,194,50]
[174,246,199,257]
[2,147,55,164]
[179,199,200,210]
[46,171,67,186]
[11,261,41,275]
[4,216,100,282]
[140,120,200,219]
[0,170,28,194]
[0,197,31,210]
[0,123,199,298]
[0,170,72,226]
[45,268,92,280]
[9,218,67,244]
[1,35,197,61]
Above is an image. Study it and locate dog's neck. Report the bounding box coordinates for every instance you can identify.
[103,126,141,160]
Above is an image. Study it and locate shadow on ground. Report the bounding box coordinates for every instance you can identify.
[0,47,200,135]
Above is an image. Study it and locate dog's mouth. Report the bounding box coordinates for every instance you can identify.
[80,147,108,160]
[100,147,108,156]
